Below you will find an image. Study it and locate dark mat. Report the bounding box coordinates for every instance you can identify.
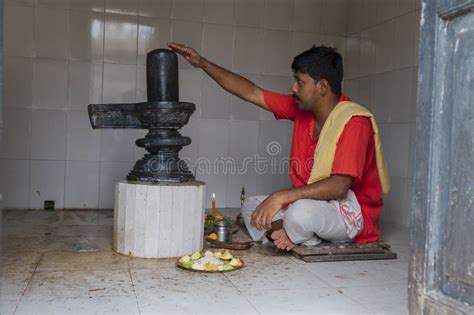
[292,241,397,263]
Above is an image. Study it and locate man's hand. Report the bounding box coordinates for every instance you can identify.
[251,192,287,231]
[167,42,208,69]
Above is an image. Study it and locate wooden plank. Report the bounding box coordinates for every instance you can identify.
[181,185,194,254]
[292,244,387,256]
[124,183,136,255]
[144,185,160,258]
[133,184,147,256]
[115,181,127,254]
[295,250,397,263]
[170,185,185,257]
[157,185,173,257]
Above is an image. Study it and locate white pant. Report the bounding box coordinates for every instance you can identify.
[241,191,363,246]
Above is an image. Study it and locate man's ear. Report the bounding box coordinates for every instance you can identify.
[317,79,330,95]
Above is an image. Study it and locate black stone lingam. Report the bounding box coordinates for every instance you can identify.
[88,49,195,182]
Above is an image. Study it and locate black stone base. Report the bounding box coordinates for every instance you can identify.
[127,153,195,183]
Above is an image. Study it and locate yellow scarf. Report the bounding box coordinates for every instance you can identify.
[307,101,391,194]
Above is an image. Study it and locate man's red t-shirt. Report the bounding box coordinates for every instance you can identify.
[263,90,383,244]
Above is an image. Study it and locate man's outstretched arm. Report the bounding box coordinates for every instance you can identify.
[251,174,353,231]
[167,42,269,111]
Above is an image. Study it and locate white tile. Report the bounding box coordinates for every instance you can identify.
[389,67,416,123]
[359,28,376,76]
[374,20,395,74]
[137,17,171,66]
[202,23,234,70]
[34,7,69,59]
[203,0,234,25]
[397,0,416,16]
[394,11,417,69]
[67,61,103,111]
[347,0,364,35]
[414,9,421,66]
[23,269,133,299]
[357,75,373,110]
[227,257,330,291]
[105,0,139,15]
[341,284,408,314]
[195,164,228,208]
[171,0,203,22]
[233,27,264,74]
[0,159,30,209]
[100,129,136,162]
[135,66,147,101]
[264,0,292,31]
[291,32,321,58]
[342,79,359,101]
[261,75,292,96]
[65,161,100,208]
[231,96,261,120]
[386,123,411,178]
[196,119,229,161]
[321,35,346,60]
[228,120,259,164]
[344,36,360,79]
[30,110,67,160]
[292,0,321,33]
[16,295,139,315]
[376,0,397,23]
[407,122,416,179]
[245,287,370,314]
[36,0,70,8]
[321,0,347,36]
[131,268,257,314]
[226,165,257,207]
[102,63,137,103]
[70,0,105,11]
[69,10,105,61]
[170,20,203,70]
[256,172,289,195]
[32,59,68,110]
[0,109,31,159]
[4,5,34,57]
[235,0,264,28]
[29,160,66,209]
[200,75,232,119]
[258,119,288,164]
[371,72,392,123]
[263,30,292,76]
[304,260,408,287]
[99,161,133,208]
[66,111,101,161]
[139,0,172,18]
[4,57,33,109]
[178,69,202,111]
[104,13,138,64]
[5,0,35,6]
[230,74,262,120]
[383,176,409,226]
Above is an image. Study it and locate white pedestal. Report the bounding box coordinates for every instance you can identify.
[113,180,206,258]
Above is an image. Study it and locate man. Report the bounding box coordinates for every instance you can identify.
[168,42,389,251]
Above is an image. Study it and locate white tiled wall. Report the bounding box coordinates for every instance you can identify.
[1,0,348,209]
[344,0,421,227]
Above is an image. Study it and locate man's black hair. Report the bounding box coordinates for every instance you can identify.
[291,45,343,95]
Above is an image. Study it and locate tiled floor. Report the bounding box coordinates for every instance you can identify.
[1,209,409,314]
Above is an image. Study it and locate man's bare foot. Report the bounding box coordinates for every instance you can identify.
[271,228,296,251]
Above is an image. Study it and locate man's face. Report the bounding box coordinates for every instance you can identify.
[290,72,320,111]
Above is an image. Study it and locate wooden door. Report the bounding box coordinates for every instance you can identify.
[409,0,474,314]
